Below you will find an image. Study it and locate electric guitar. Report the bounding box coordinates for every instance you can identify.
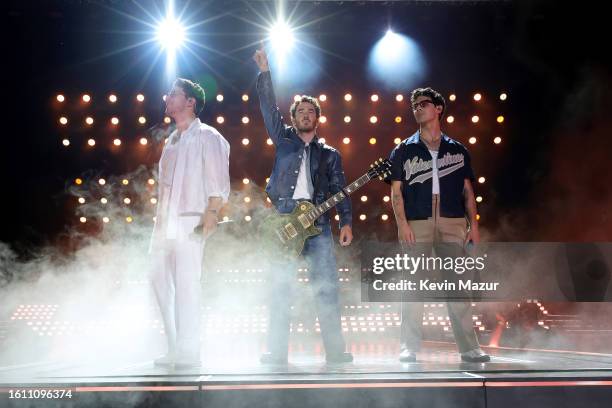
[259,158,392,257]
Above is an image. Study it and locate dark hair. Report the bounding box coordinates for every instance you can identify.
[410,87,446,120]
[290,95,321,119]
[174,78,206,115]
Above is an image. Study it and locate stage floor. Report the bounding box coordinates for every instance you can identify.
[2,341,612,407]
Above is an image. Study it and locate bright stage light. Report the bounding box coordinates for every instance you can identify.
[164,116,171,124]
[78,197,85,204]
[82,94,91,103]
[478,177,486,184]
[394,137,401,144]
[148,178,155,185]
[111,117,119,125]
[150,198,157,204]
[476,196,483,203]
[395,116,402,124]
[140,137,148,145]
[344,93,352,102]
[242,94,249,102]
[138,116,147,124]
[319,116,327,124]
[244,197,251,203]
[79,217,87,223]
[471,115,479,123]
[242,116,250,124]
[75,178,82,185]
[494,136,502,144]
[269,21,294,54]
[98,178,106,185]
[103,217,110,223]
[56,94,65,102]
[156,17,185,50]
[383,195,390,202]
[368,29,426,90]
[319,138,326,144]
[59,117,68,125]
[497,115,505,123]
[87,139,95,146]
[447,116,455,124]
[469,137,477,144]
[109,94,117,103]
[136,94,145,102]
[242,138,250,145]
[370,116,378,124]
[360,195,368,202]
[319,94,327,102]
[62,139,70,147]
[123,198,131,205]
[113,138,121,146]
[216,116,224,124]
[85,117,94,125]
[381,214,389,221]
[242,178,250,185]
[122,179,129,185]
[359,214,367,221]
[500,93,508,101]
[344,116,351,123]
[266,138,273,145]
[217,94,224,102]
[343,137,350,144]
[100,197,107,204]
[449,94,457,101]
[371,94,379,102]
[473,93,482,101]
[396,94,404,102]
[369,138,377,145]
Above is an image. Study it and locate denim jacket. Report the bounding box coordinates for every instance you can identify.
[256,71,352,228]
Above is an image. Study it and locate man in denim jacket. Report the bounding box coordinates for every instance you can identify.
[253,48,353,364]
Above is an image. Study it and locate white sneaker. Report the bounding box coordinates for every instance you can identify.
[153,353,175,367]
[174,354,202,369]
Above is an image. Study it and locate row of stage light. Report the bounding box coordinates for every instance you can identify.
[54,91,506,148]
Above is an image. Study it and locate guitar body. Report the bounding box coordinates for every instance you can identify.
[259,201,322,258]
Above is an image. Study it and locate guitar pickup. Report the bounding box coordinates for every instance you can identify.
[297,214,311,229]
[285,223,298,238]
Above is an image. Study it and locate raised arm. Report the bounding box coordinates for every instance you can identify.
[253,48,285,145]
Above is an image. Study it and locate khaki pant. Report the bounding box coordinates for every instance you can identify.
[400,195,480,353]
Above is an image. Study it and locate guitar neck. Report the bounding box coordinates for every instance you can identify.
[306,173,372,221]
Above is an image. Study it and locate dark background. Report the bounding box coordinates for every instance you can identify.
[3,0,611,256]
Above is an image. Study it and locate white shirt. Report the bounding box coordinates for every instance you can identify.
[153,118,230,240]
[429,149,440,195]
[292,143,314,200]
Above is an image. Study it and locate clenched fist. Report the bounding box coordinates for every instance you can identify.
[253,47,269,72]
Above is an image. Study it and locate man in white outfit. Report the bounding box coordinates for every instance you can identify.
[150,78,230,368]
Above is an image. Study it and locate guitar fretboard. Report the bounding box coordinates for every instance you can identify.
[304,173,372,223]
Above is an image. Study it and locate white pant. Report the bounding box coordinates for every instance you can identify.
[150,216,204,357]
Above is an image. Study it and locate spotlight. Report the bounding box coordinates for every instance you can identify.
[126,216,133,223]
[334,215,340,221]
[78,197,85,204]
[500,93,508,101]
[147,179,155,185]
[164,116,171,124]
[370,116,378,124]
[269,21,294,54]
[56,94,65,102]
[59,117,68,125]
[242,178,250,185]
[100,197,108,204]
[156,17,185,50]
[123,198,131,205]
[381,214,389,221]
[136,94,145,102]
[476,196,483,203]
[473,93,482,101]
[359,214,367,221]
[242,94,249,102]
[79,217,87,223]
[344,116,351,123]
[497,116,505,123]
[360,195,368,202]
[446,116,454,124]
[478,177,486,184]
[371,94,379,102]
[471,115,479,123]
[394,116,402,124]
[109,94,117,103]
[266,177,270,183]
[344,93,352,102]
[343,137,350,144]
[395,94,404,102]
[82,94,91,103]
[476,214,481,221]
[241,116,250,124]
[494,136,502,144]
[242,138,250,145]
[113,138,121,146]
[98,178,106,185]
[216,94,224,102]
[319,94,327,102]
[85,117,94,125]
[140,137,148,145]
[87,139,95,146]
[138,116,147,124]
[319,137,326,144]
[383,195,390,202]
[62,139,70,147]
[102,217,110,223]
[244,197,251,203]
[449,94,456,101]
[469,137,477,144]
[369,138,377,145]
[111,117,119,125]
[150,198,157,204]
[319,116,327,124]
[266,138,273,145]
[245,215,252,222]
[74,178,82,185]
[122,179,129,185]
[216,116,224,124]
[394,137,401,144]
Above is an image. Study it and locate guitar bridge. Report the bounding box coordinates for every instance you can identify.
[284,223,298,238]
